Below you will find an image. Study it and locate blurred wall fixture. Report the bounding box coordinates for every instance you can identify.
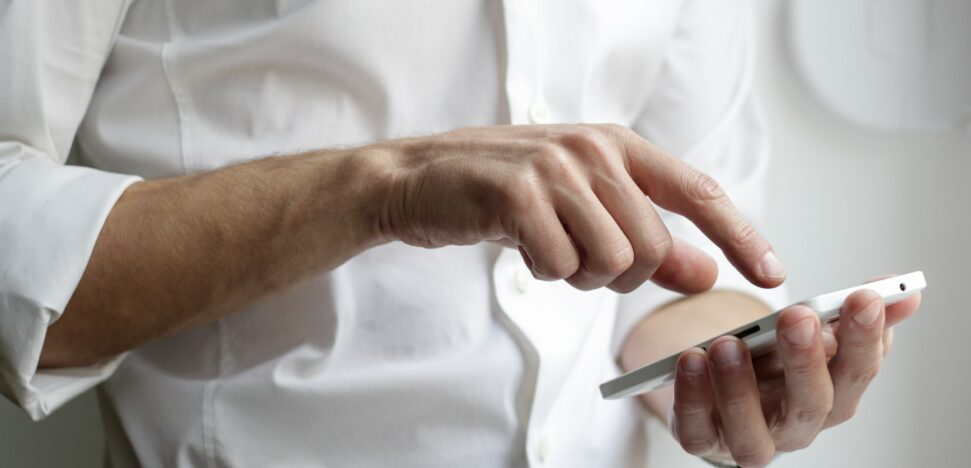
[788,0,971,133]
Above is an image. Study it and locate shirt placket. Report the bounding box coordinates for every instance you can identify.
[499,2,573,465]
[502,0,552,126]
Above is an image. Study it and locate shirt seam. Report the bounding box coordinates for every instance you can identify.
[160,42,193,174]
[201,321,225,468]
[162,0,191,173]
[161,5,211,464]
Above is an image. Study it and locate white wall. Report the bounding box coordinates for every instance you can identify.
[648,1,971,466]
[2,2,968,467]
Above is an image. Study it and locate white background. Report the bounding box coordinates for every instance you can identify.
[1,1,969,466]
[647,1,971,467]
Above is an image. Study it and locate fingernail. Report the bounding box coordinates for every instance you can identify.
[681,352,706,375]
[784,318,817,348]
[852,300,882,326]
[711,340,741,366]
[759,250,787,280]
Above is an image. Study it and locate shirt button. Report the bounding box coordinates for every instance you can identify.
[537,434,552,464]
[528,100,552,124]
[513,267,532,294]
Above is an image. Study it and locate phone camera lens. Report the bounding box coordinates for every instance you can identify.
[899,283,906,291]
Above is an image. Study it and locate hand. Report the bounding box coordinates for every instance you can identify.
[668,282,921,467]
[374,124,785,293]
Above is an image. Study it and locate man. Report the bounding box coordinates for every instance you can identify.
[0,1,919,467]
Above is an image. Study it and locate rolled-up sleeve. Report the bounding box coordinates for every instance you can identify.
[0,0,139,420]
[613,0,788,354]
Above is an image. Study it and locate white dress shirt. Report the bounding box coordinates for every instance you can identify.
[0,1,786,466]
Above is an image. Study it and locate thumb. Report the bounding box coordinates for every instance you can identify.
[650,237,719,294]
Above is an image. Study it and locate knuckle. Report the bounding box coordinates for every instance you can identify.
[732,447,776,468]
[570,124,602,141]
[719,396,751,415]
[532,143,573,177]
[791,403,831,425]
[673,399,710,418]
[608,278,643,294]
[776,436,815,453]
[686,171,727,205]
[526,138,555,156]
[535,138,563,156]
[598,123,637,143]
[596,245,635,277]
[565,272,601,292]
[543,258,579,281]
[828,406,857,426]
[636,233,673,268]
[599,122,628,134]
[846,362,881,387]
[559,127,613,162]
[729,222,762,251]
[503,173,542,215]
[679,437,716,456]
[787,358,823,379]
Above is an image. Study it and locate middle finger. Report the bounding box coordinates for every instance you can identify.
[709,337,776,467]
[825,289,886,427]
[771,306,834,452]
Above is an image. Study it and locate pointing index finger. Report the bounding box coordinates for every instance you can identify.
[618,131,786,288]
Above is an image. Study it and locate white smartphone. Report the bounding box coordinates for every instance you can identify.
[599,271,926,400]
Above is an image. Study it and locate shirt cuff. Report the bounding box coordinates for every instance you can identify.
[19,354,128,421]
[0,155,141,420]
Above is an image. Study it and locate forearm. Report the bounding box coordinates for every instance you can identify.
[620,290,772,423]
[38,121,785,371]
[40,148,394,368]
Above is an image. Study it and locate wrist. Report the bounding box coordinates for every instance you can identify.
[316,144,405,249]
[323,140,424,250]
[355,138,430,247]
